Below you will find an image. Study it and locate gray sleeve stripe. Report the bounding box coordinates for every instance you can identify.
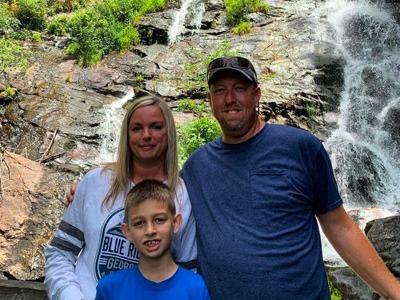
[177,259,197,270]
[50,237,83,256]
[59,220,84,242]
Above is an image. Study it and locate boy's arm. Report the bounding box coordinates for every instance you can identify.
[317,206,400,299]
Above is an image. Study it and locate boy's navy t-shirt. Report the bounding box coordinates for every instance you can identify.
[181,124,343,300]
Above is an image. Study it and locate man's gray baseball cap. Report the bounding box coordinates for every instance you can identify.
[207,56,258,86]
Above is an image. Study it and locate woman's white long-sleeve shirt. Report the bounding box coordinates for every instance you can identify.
[44,167,197,300]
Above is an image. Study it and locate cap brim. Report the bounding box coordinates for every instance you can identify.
[208,67,257,85]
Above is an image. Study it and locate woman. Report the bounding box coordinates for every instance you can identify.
[44,95,197,300]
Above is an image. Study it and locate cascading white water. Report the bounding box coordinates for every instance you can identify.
[68,88,134,169]
[192,2,205,31]
[319,0,400,264]
[168,0,205,45]
[96,87,135,164]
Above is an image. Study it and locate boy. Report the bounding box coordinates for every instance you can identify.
[95,180,210,300]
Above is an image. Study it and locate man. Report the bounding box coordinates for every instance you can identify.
[180,56,400,299]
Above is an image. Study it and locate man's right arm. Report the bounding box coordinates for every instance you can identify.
[318,206,400,300]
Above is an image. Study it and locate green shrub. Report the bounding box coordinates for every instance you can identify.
[7,28,30,40]
[328,278,342,300]
[60,0,165,65]
[224,0,269,26]
[96,0,140,23]
[177,99,197,112]
[177,99,209,116]
[47,0,92,14]
[46,14,70,35]
[14,0,48,30]
[306,102,317,119]
[65,9,103,65]
[1,86,17,100]
[224,0,248,25]
[31,31,42,42]
[232,20,251,35]
[255,1,270,13]
[178,117,221,164]
[0,38,29,72]
[139,0,167,14]
[113,24,140,52]
[0,4,21,34]
[134,73,145,88]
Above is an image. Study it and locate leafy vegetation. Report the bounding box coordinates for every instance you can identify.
[0,38,29,72]
[328,278,343,300]
[306,102,317,120]
[134,73,145,88]
[0,0,171,67]
[0,3,20,34]
[224,0,269,35]
[0,86,18,100]
[31,31,42,42]
[184,40,239,94]
[59,0,170,66]
[232,20,251,35]
[178,117,221,165]
[176,99,209,116]
[14,0,48,30]
[46,14,70,36]
[65,6,141,66]
[224,0,269,26]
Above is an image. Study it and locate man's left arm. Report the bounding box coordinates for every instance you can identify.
[317,206,400,300]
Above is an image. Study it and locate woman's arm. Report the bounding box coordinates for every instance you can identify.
[45,181,86,300]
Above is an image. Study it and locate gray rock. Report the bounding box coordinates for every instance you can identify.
[365,215,400,277]
[327,267,378,300]
[0,152,70,280]
[137,10,174,45]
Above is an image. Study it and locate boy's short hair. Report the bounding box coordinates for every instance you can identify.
[124,180,176,224]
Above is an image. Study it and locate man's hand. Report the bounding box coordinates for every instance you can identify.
[66,183,77,206]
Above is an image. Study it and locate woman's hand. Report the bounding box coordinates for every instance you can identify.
[66,183,77,206]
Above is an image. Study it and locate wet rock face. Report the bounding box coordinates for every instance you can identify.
[0,47,142,172]
[365,215,400,277]
[328,267,378,300]
[382,104,400,153]
[0,152,70,280]
[137,10,173,45]
[330,141,387,206]
[312,43,345,112]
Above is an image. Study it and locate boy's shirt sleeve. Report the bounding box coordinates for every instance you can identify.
[95,281,106,300]
[44,177,87,300]
[202,283,211,300]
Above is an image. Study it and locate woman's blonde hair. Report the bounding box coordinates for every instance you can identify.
[102,94,178,208]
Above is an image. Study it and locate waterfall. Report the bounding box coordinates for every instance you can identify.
[192,2,205,31]
[96,87,135,164]
[319,0,400,264]
[168,0,205,45]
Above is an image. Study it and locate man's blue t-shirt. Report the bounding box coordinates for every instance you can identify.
[181,124,343,300]
[95,266,210,300]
